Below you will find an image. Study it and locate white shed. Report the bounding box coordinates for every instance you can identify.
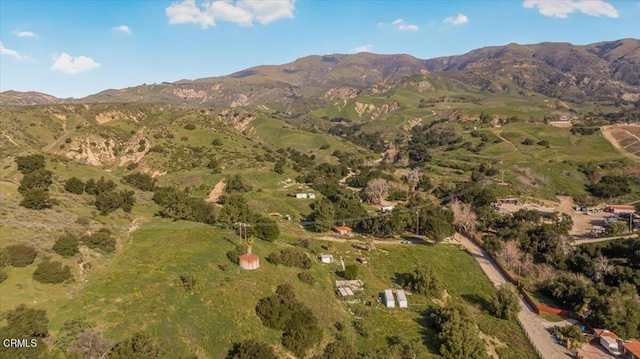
[384,289,395,308]
[295,193,308,199]
[320,254,334,264]
[308,193,316,199]
[396,290,408,308]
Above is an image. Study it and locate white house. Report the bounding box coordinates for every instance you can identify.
[308,193,316,199]
[295,193,308,199]
[596,329,621,356]
[396,290,408,308]
[384,289,395,308]
[320,254,334,264]
[380,205,394,212]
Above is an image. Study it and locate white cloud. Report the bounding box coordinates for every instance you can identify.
[0,41,30,60]
[523,0,618,18]
[444,13,469,25]
[50,53,100,74]
[165,0,296,28]
[350,44,374,53]
[384,18,419,31]
[112,25,132,34]
[14,31,36,37]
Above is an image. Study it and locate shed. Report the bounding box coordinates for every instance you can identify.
[319,254,334,264]
[308,193,316,199]
[622,340,640,359]
[379,205,394,212]
[595,329,621,355]
[334,226,353,236]
[607,205,635,214]
[238,254,260,270]
[396,290,408,308]
[295,193,308,199]
[383,289,395,308]
[337,287,354,298]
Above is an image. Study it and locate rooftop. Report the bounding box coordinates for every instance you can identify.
[623,340,640,357]
[238,253,259,262]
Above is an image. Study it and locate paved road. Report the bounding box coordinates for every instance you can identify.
[457,233,573,359]
[573,234,637,246]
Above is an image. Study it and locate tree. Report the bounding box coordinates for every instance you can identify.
[122,173,156,191]
[82,228,117,253]
[20,188,54,209]
[593,255,614,281]
[273,160,285,174]
[227,340,278,359]
[405,168,421,193]
[54,318,92,352]
[605,221,627,236]
[0,304,48,358]
[15,154,45,174]
[53,234,79,257]
[420,206,455,244]
[431,303,489,359]
[496,241,523,272]
[18,169,53,194]
[64,177,85,194]
[315,339,358,359]
[553,324,586,349]
[405,265,442,297]
[95,190,136,215]
[254,216,280,242]
[490,284,520,320]
[310,198,335,232]
[344,264,359,280]
[450,199,478,234]
[364,178,389,204]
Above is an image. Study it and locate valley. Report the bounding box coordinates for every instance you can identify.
[1,38,639,359]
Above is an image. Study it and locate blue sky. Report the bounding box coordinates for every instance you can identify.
[1,0,639,98]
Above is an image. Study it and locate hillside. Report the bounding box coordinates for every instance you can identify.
[2,39,639,108]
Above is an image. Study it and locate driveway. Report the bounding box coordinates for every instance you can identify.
[457,232,573,359]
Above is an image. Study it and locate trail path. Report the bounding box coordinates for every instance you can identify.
[206,179,226,203]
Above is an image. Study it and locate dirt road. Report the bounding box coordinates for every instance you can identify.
[457,233,572,359]
[601,124,640,160]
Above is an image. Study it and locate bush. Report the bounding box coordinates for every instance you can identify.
[126,162,139,171]
[109,333,163,359]
[266,248,312,269]
[1,244,37,267]
[212,138,223,146]
[297,272,315,285]
[319,144,331,150]
[20,189,54,210]
[18,169,53,194]
[227,340,278,359]
[95,190,135,215]
[521,138,535,145]
[404,264,442,297]
[64,177,85,194]
[537,140,550,147]
[53,234,80,257]
[179,274,197,292]
[33,259,72,284]
[344,264,359,280]
[0,271,7,283]
[184,123,196,130]
[82,229,116,253]
[15,154,45,174]
[490,284,520,320]
[122,173,156,191]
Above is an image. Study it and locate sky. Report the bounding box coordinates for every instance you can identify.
[1,0,639,98]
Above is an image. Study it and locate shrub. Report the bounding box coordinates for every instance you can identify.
[33,259,72,284]
[0,271,7,283]
[490,284,520,320]
[297,272,315,285]
[109,333,163,359]
[344,264,359,280]
[18,169,53,194]
[521,138,535,145]
[126,162,139,171]
[404,264,442,297]
[82,229,116,253]
[122,173,156,191]
[95,190,135,215]
[537,140,550,147]
[64,177,85,194]
[15,154,45,174]
[184,123,196,130]
[53,234,79,257]
[1,244,37,267]
[226,340,278,359]
[319,144,331,150]
[179,274,197,292]
[20,189,54,210]
[266,248,311,269]
[212,138,223,146]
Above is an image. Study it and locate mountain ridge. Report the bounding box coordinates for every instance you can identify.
[2,38,639,107]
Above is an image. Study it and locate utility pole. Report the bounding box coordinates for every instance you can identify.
[415,210,419,235]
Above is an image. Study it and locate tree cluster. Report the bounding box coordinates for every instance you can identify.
[404,264,443,297]
[0,244,37,267]
[33,259,72,284]
[266,248,312,269]
[15,154,55,210]
[431,302,489,359]
[255,284,322,357]
[153,186,216,224]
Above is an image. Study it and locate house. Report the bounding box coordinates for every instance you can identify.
[622,340,640,359]
[295,193,308,199]
[337,287,354,298]
[319,254,334,264]
[383,289,395,308]
[396,290,408,308]
[595,329,621,356]
[379,205,394,213]
[308,193,316,199]
[334,226,353,237]
[606,205,636,214]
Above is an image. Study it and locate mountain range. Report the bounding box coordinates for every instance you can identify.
[2,38,639,108]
